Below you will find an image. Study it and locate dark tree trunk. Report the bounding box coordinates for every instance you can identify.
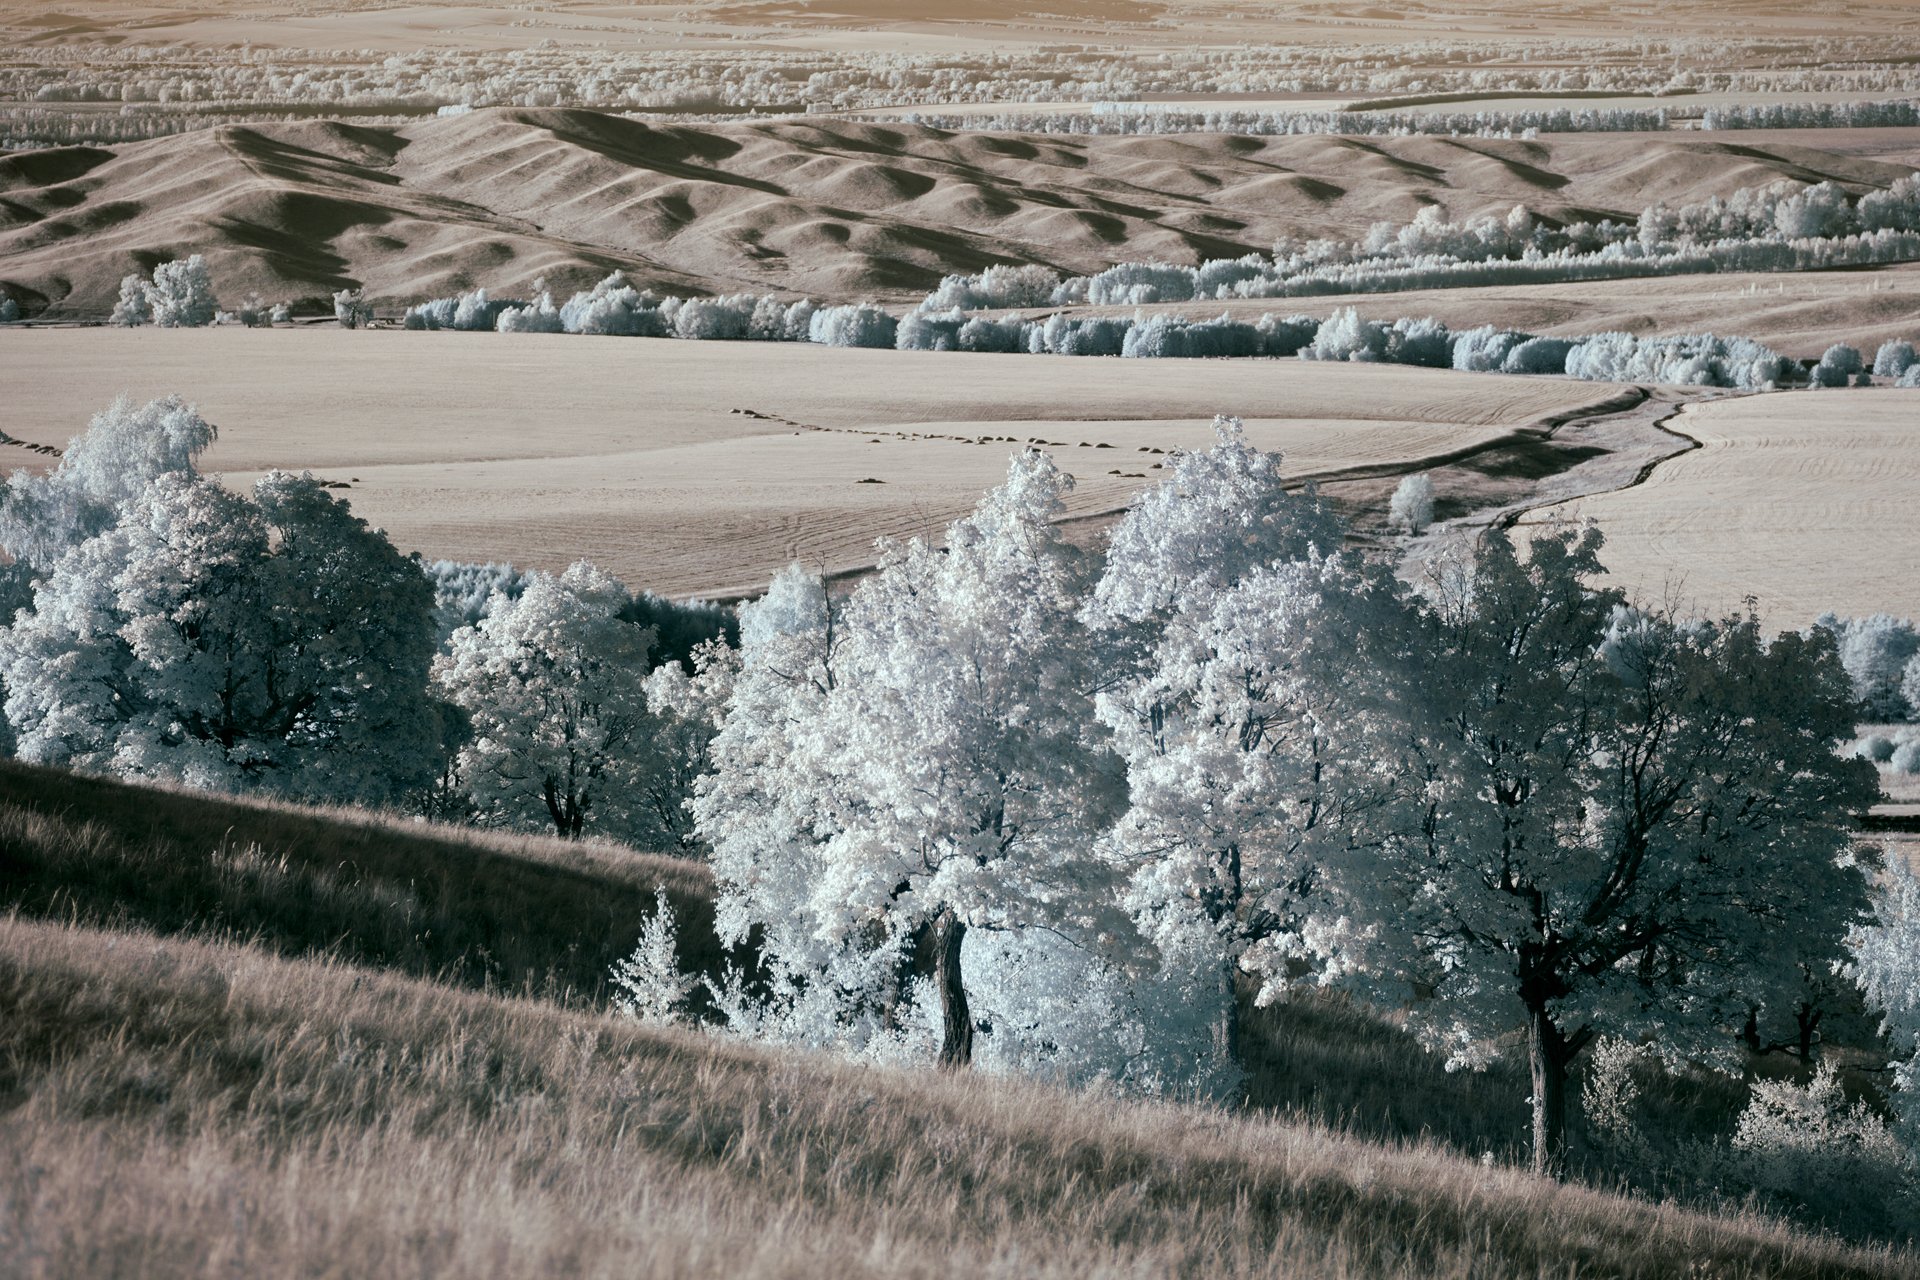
[934,907,972,1069]
[1528,1004,1573,1179]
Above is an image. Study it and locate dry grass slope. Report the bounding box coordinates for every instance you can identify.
[2,914,1911,1280]
[0,758,724,1005]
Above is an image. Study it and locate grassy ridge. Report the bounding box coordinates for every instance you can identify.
[1,914,1908,1280]
[0,758,721,1005]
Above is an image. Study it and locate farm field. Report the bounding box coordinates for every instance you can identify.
[1521,390,1920,628]
[0,328,1619,598]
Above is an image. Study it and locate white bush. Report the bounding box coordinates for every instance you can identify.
[495,287,564,334]
[141,256,219,327]
[1388,472,1435,534]
[1451,325,1526,372]
[332,287,373,329]
[1731,1065,1913,1210]
[668,294,754,341]
[558,272,667,336]
[918,263,1060,312]
[1301,307,1388,362]
[611,888,696,1024]
[1873,339,1916,378]
[897,307,966,351]
[1502,336,1574,375]
[0,296,18,323]
[808,303,898,349]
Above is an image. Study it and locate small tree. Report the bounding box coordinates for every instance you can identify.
[146,256,219,327]
[435,561,655,839]
[1388,472,1435,534]
[332,288,374,329]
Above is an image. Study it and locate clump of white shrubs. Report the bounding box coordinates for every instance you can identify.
[110,255,218,327]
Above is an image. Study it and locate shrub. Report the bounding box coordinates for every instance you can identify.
[144,256,219,327]
[1502,336,1575,375]
[0,295,18,323]
[1388,472,1435,534]
[1454,326,1529,372]
[332,288,374,329]
[808,303,897,349]
[1892,741,1920,774]
[1302,307,1388,362]
[559,273,668,337]
[1857,735,1897,763]
[1873,340,1916,379]
[896,307,966,352]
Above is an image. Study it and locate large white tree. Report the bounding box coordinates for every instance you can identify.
[1085,418,1386,1071]
[435,561,656,839]
[698,455,1125,1072]
[1281,527,1879,1176]
[1,468,441,802]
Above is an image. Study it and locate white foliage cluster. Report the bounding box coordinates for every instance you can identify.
[1814,613,1920,720]
[1846,856,1920,1141]
[1036,177,1920,311]
[109,255,218,328]
[1730,1065,1914,1205]
[332,287,373,329]
[0,398,443,804]
[1388,473,1434,534]
[611,888,698,1025]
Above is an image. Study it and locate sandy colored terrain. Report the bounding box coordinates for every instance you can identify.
[6,1,1918,54]
[1084,263,1920,360]
[6,112,1920,320]
[1520,390,1920,629]
[0,327,1617,598]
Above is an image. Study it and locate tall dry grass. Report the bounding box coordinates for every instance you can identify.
[0,758,723,1004]
[1,915,1910,1280]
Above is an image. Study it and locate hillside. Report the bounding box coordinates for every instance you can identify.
[4,110,1918,316]
[0,759,1915,1276]
[1,916,1909,1279]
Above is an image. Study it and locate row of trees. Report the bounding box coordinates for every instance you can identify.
[0,397,726,851]
[645,423,1894,1179]
[3,397,1912,1181]
[15,39,1911,132]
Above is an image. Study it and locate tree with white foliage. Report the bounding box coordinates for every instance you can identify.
[0,395,217,572]
[638,637,739,854]
[0,467,442,803]
[1278,527,1878,1177]
[611,888,698,1024]
[1085,418,1378,1073]
[147,256,219,327]
[820,451,1117,1068]
[1846,854,1920,1142]
[436,561,656,839]
[699,456,1121,1072]
[332,287,374,328]
[1388,472,1435,534]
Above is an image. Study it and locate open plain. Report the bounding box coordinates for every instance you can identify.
[0,328,1627,598]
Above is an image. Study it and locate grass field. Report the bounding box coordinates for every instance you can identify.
[0,329,1617,598]
[1,759,1913,1279]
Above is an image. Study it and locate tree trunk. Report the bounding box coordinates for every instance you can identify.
[1528,1004,1572,1179]
[934,908,972,1069]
